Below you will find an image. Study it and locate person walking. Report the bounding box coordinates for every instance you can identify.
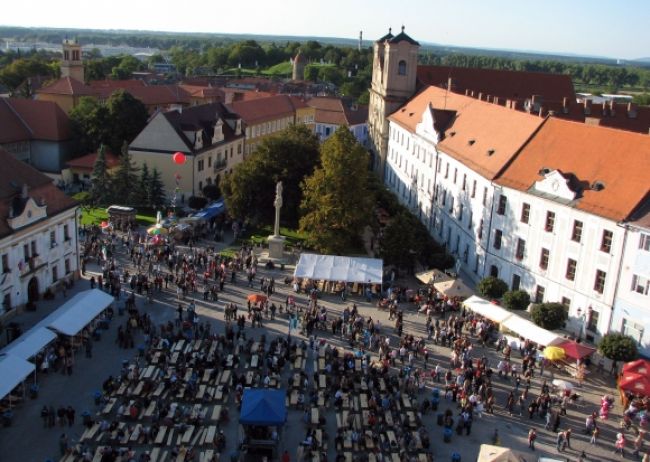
[614,432,626,457]
[40,406,49,428]
[552,411,562,433]
[556,431,565,452]
[633,432,645,459]
[528,428,537,451]
[565,428,572,449]
[591,426,600,445]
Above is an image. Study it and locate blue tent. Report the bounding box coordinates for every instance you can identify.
[193,200,226,220]
[239,388,287,426]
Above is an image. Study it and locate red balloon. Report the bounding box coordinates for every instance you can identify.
[172,152,186,165]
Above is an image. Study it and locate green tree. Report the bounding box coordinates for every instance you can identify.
[299,127,372,254]
[477,276,509,299]
[503,290,531,311]
[222,124,320,226]
[598,333,639,362]
[304,65,319,82]
[530,303,568,330]
[148,168,166,210]
[105,90,149,154]
[202,183,221,201]
[69,96,110,153]
[138,162,150,207]
[110,142,140,204]
[90,145,112,206]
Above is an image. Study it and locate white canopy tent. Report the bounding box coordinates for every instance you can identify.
[48,289,114,336]
[294,254,383,284]
[0,355,35,401]
[463,295,513,324]
[502,315,562,347]
[415,269,451,284]
[0,327,56,361]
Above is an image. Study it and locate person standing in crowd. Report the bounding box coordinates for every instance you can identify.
[528,428,537,451]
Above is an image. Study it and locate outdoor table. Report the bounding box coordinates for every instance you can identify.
[196,385,206,400]
[170,352,179,365]
[317,391,325,407]
[210,405,222,422]
[290,390,299,406]
[153,383,165,397]
[181,426,194,444]
[406,411,417,428]
[292,373,301,388]
[245,371,255,386]
[418,454,428,462]
[311,407,319,425]
[220,370,230,384]
[92,446,106,462]
[318,374,326,389]
[384,411,394,426]
[130,424,142,442]
[251,355,259,368]
[379,379,386,392]
[226,355,234,368]
[252,342,259,353]
[204,425,216,445]
[101,397,117,415]
[386,430,397,445]
[214,386,224,401]
[115,382,128,396]
[402,395,412,409]
[150,448,161,462]
[144,401,156,419]
[360,394,368,409]
[410,431,423,449]
[201,450,214,462]
[202,369,212,383]
[133,381,144,397]
[318,349,325,359]
[318,358,325,371]
[369,454,377,462]
[154,425,167,444]
[81,422,101,442]
[176,447,187,462]
[365,430,374,449]
[193,340,202,351]
[173,340,185,352]
[390,454,400,462]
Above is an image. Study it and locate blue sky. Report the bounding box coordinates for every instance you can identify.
[2,0,649,59]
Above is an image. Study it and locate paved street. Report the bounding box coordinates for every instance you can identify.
[0,231,635,462]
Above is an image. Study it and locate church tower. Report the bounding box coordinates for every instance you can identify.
[368,27,419,175]
[292,50,307,81]
[60,38,84,83]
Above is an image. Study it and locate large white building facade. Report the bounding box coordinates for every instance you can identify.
[0,149,79,314]
[371,31,650,347]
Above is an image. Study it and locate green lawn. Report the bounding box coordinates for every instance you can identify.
[79,207,157,227]
[263,62,292,76]
[240,224,309,247]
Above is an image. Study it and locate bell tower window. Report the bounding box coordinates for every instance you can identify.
[398,60,407,76]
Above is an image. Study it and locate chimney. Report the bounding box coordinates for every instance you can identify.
[583,99,592,115]
[627,102,637,118]
[486,94,491,103]
[470,91,475,97]
[505,98,511,108]
[538,107,544,117]
[511,100,518,111]
[447,77,453,91]
[602,102,608,116]
[493,96,499,105]
[609,100,616,116]
[562,97,569,114]
[477,92,482,101]
[465,89,469,96]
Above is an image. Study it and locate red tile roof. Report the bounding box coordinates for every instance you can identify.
[36,76,95,96]
[307,97,368,126]
[66,151,120,171]
[417,65,575,104]
[495,117,650,222]
[227,94,296,125]
[89,79,146,98]
[126,85,191,106]
[0,148,77,238]
[390,86,545,179]
[0,97,71,142]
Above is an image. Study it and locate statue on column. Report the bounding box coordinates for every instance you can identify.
[273,181,283,237]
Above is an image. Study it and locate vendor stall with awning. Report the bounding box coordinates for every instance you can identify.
[0,327,56,361]
[0,355,35,404]
[501,315,562,346]
[47,289,114,336]
[462,295,513,324]
[294,254,383,284]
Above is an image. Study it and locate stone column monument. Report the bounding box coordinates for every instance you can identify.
[267,181,286,260]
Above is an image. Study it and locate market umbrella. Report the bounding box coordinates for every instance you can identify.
[622,359,650,376]
[247,294,267,304]
[433,278,474,299]
[476,444,520,462]
[147,225,168,235]
[619,372,650,396]
[544,346,566,361]
[100,221,110,229]
[552,379,574,390]
[556,340,596,360]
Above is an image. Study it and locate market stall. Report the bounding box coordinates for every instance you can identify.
[501,315,562,347]
[462,295,513,324]
[0,355,35,406]
[294,254,383,284]
[0,327,56,361]
[433,278,475,299]
[415,269,452,284]
[239,388,287,460]
[47,289,114,337]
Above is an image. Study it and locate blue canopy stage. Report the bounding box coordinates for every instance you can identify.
[192,200,226,220]
[239,388,287,426]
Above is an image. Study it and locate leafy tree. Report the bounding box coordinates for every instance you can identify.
[303,65,319,82]
[137,162,150,207]
[299,127,372,254]
[202,183,221,201]
[530,303,568,330]
[90,145,112,206]
[69,96,110,154]
[105,90,149,154]
[110,142,140,204]
[148,168,166,210]
[0,57,55,90]
[222,124,320,226]
[598,333,639,362]
[188,196,208,210]
[477,276,509,299]
[503,290,531,311]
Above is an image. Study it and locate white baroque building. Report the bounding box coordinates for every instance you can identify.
[370,30,650,346]
[0,149,79,313]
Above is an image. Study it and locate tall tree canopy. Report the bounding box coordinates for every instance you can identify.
[299,127,372,254]
[110,142,140,205]
[222,124,320,227]
[90,144,112,206]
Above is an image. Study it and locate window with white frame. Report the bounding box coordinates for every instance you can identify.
[631,274,650,295]
[622,319,644,344]
[639,233,650,251]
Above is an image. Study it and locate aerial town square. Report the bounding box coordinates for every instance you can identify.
[0,2,649,462]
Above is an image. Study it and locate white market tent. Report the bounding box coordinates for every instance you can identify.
[0,355,35,401]
[463,295,513,324]
[0,327,56,361]
[415,269,452,284]
[48,289,114,336]
[434,278,475,299]
[502,315,562,347]
[294,254,383,284]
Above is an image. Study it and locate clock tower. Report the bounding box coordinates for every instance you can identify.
[60,38,85,83]
[368,27,420,176]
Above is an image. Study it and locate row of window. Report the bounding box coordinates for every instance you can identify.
[197,145,241,172]
[496,195,614,253]
[1,225,72,273]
